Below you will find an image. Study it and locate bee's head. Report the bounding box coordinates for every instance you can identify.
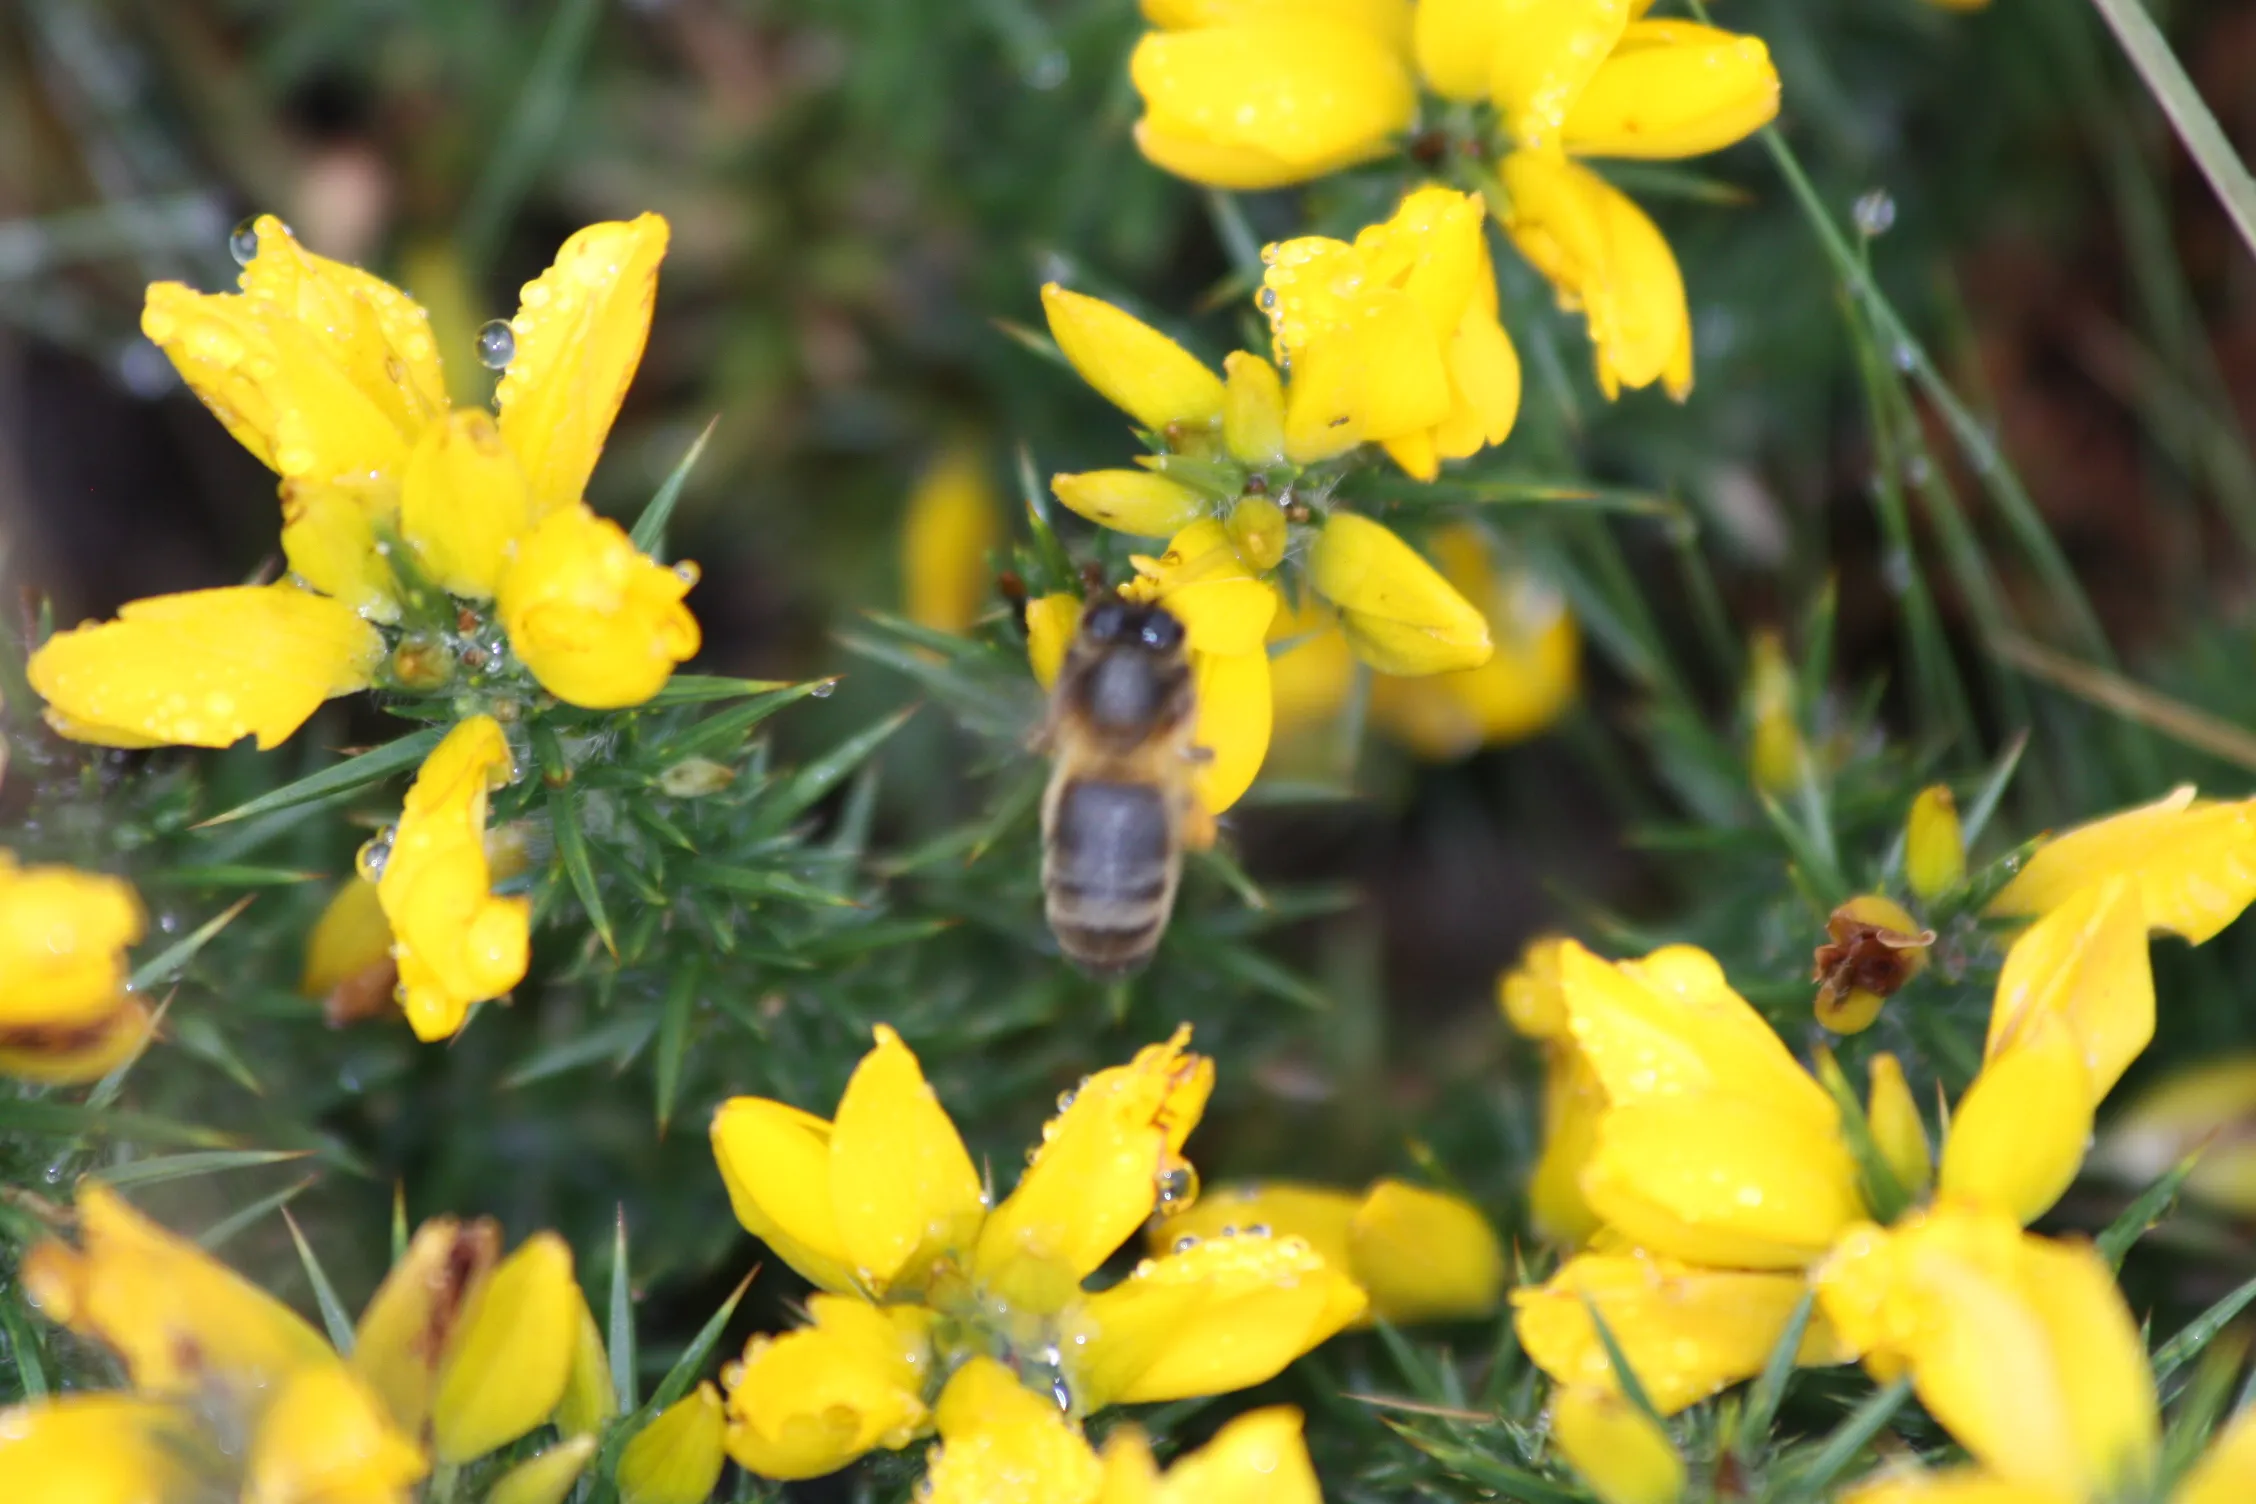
[1079,599,1185,654]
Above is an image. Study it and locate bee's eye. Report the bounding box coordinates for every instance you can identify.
[1138,611,1183,651]
[1082,600,1130,640]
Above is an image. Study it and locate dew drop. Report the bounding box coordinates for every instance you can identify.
[1245,1222,1271,1238]
[1171,1233,1201,1254]
[1852,189,1897,239]
[229,217,261,265]
[810,678,838,699]
[356,824,398,883]
[1050,1373,1073,1411]
[476,320,517,370]
[1056,1088,1078,1113]
[1154,1162,1198,1211]
[672,560,701,586]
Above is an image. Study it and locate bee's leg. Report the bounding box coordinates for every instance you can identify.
[1183,794,1218,852]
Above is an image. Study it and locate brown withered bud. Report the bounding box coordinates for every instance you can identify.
[1812,894,1934,1034]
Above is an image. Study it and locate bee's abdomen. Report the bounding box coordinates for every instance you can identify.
[1043,777,1179,975]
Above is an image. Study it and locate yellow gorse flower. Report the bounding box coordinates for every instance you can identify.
[707,1024,1364,1481]
[1552,1385,1686,1504]
[0,852,152,1084]
[902,443,1002,634]
[617,1381,729,1504]
[1987,784,2256,944]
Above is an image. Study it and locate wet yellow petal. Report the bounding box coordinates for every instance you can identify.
[1531,1043,1607,1248]
[400,410,532,600]
[556,1290,617,1437]
[1122,520,1277,658]
[431,1232,578,1463]
[497,505,701,710]
[1414,0,1510,100]
[23,1182,333,1397]
[278,479,402,620]
[1041,284,1225,433]
[980,1026,1212,1303]
[924,1357,1103,1504]
[1502,149,1693,401]
[1308,514,1491,675]
[2094,1055,2256,1215]
[1027,593,1084,692]
[1221,351,1286,466]
[1514,1251,1850,1415]
[1151,1181,1356,1272]
[829,1024,986,1290]
[1189,645,1272,816]
[1988,785,2256,944]
[1937,1017,2093,1226]
[0,855,143,1031]
[1906,786,1966,902]
[1130,20,1415,189]
[1488,0,1637,149]
[1867,1054,1934,1200]
[904,445,1000,633]
[485,1437,598,1504]
[245,1360,428,1504]
[351,1216,501,1439]
[1562,21,1780,160]
[710,1096,859,1293]
[1347,1179,1505,1323]
[1142,1406,1320,1504]
[2177,1403,2256,1504]
[1986,876,2153,1107]
[720,1296,933,1481]
[1552,1386,1684,1504]
[1068,1231,1367,1406]
[0,1394,189,1504]
[378,715,530,1042]
[619,1382,728,1504]
[495,214,671,516]
[30,583,382,751]
[1051,471,1207,538]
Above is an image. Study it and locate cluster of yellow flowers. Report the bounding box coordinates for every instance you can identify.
[23,215,702,1041]
[1500,784,2256,1502]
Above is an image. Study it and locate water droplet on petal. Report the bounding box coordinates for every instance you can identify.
[1171,1233,1200,1255]
[476,320,517,370]
[229,217,261,265]
[672,560,701,586]
[356,824,398,882]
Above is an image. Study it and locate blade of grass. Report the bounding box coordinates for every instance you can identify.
[282,1208,357,1355]
[196,727,443,828]
[629,415,718,560]
[127,896,254,992]
[198,1176,318,1251]
[1781,1375,1913,1502]
[2152,1271,2256,1384]
[1992,632,2256,775]
[609,1208,638,1413]
[92,1148,310,1189]
[2095,1147,2204,1267]
[2086,0,2256,264]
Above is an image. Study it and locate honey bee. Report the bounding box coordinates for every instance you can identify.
[1038,598,1208,976]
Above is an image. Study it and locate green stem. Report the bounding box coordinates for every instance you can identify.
[2086,0,2256,265]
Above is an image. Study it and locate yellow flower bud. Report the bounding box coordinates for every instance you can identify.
[351,1217,501,1438]
[497,505,701,710]
[1906,785,1966,901]
[619,1382,728,1504]
[1552,1386,1684,1504]
[400,410,533,600]
[1741,629,1805,794]
[923,1358,1102,1504]
[1307,514,1491,675]
[29,583,383,751]
[1221,351,1286,466]
[245,1361,428,1504]
[495,214,672,518]
[431,1232,580,1463]
[1224,494,1287,572]
[378,715,531,1042]
[301,874,397,1026]
[485,1437,598,1504]
[0,1394,191,1504]
[1050,470,1207,538]
[720,1296,934,1480]
[1866,1054,1933,1200]
[1129,19,1415,190]
[555,1290,617,1436]
[1812,895,1933,1036]
[1502,148,1692,401]
[1561,22,1781,160]
[0,853,148,1085]
[1025,593,1083,693]
[903,445,1000,633]
[1040,284,1226,434]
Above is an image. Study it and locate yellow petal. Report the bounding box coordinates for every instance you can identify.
[1867,1054,1934,1200]
[1130,21,1415,189]
[1488,0,1637,149]
[1223,494,1288,572]
[720,1296,933,1481]
[923,1357,1103,1504]
[484,1436,598,1504]
[1988,785,2256,944]
[0,1394,190,1504]
[1051,471,1208,538]
[1067,1231,1367,1406]
[1514,1251,1851,1415]
[0,855,144,1030]
[2177,1403,2256,1504]
[709,1097,860,1292]
[1414,0,1511,101]
[0,997,155,1085]
[400,410,533,600]
[432,1232,580,1463]
[829,1024,986,1291]
[1347,1180,1505,1323]
[1026,593,1084,693]
[1531,1043,1607,1248]
[1985,876,2153,1107]
[1369,556,1577,759]
[1937,1016,2094,1225]
[22,1182,334,1397]
[1041,284,1225,433]
[1189,645,1272,816]
[1221,351,1286,466]
[378,715,530,1042]
[1277,321,1365,464]
[1584,1093,1868,1268]
[980,1026,1213,1303]
[301,874,396,1019]
[619,1382,728,1504]
[1150,1180,1356,1274]
[278,480,402,621]
[1432,283,1524,459]
[29,583,382,750]
[350,1216,501,1439]
[1308,514,1491,675]
[1561,21,1781,160]
[497,505,701,709]
[904,445,1000,633]
[245,1361,428,1504]
[1149,1406,1320,1504]
[495,214,671,516]
[1906,785,1966,902]
[1551,1386,1684,1504]
[556,1290,617,1436]
[1122,521,1277,658]
[1501,149,1693,401]
[1501,935,1571,1038]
